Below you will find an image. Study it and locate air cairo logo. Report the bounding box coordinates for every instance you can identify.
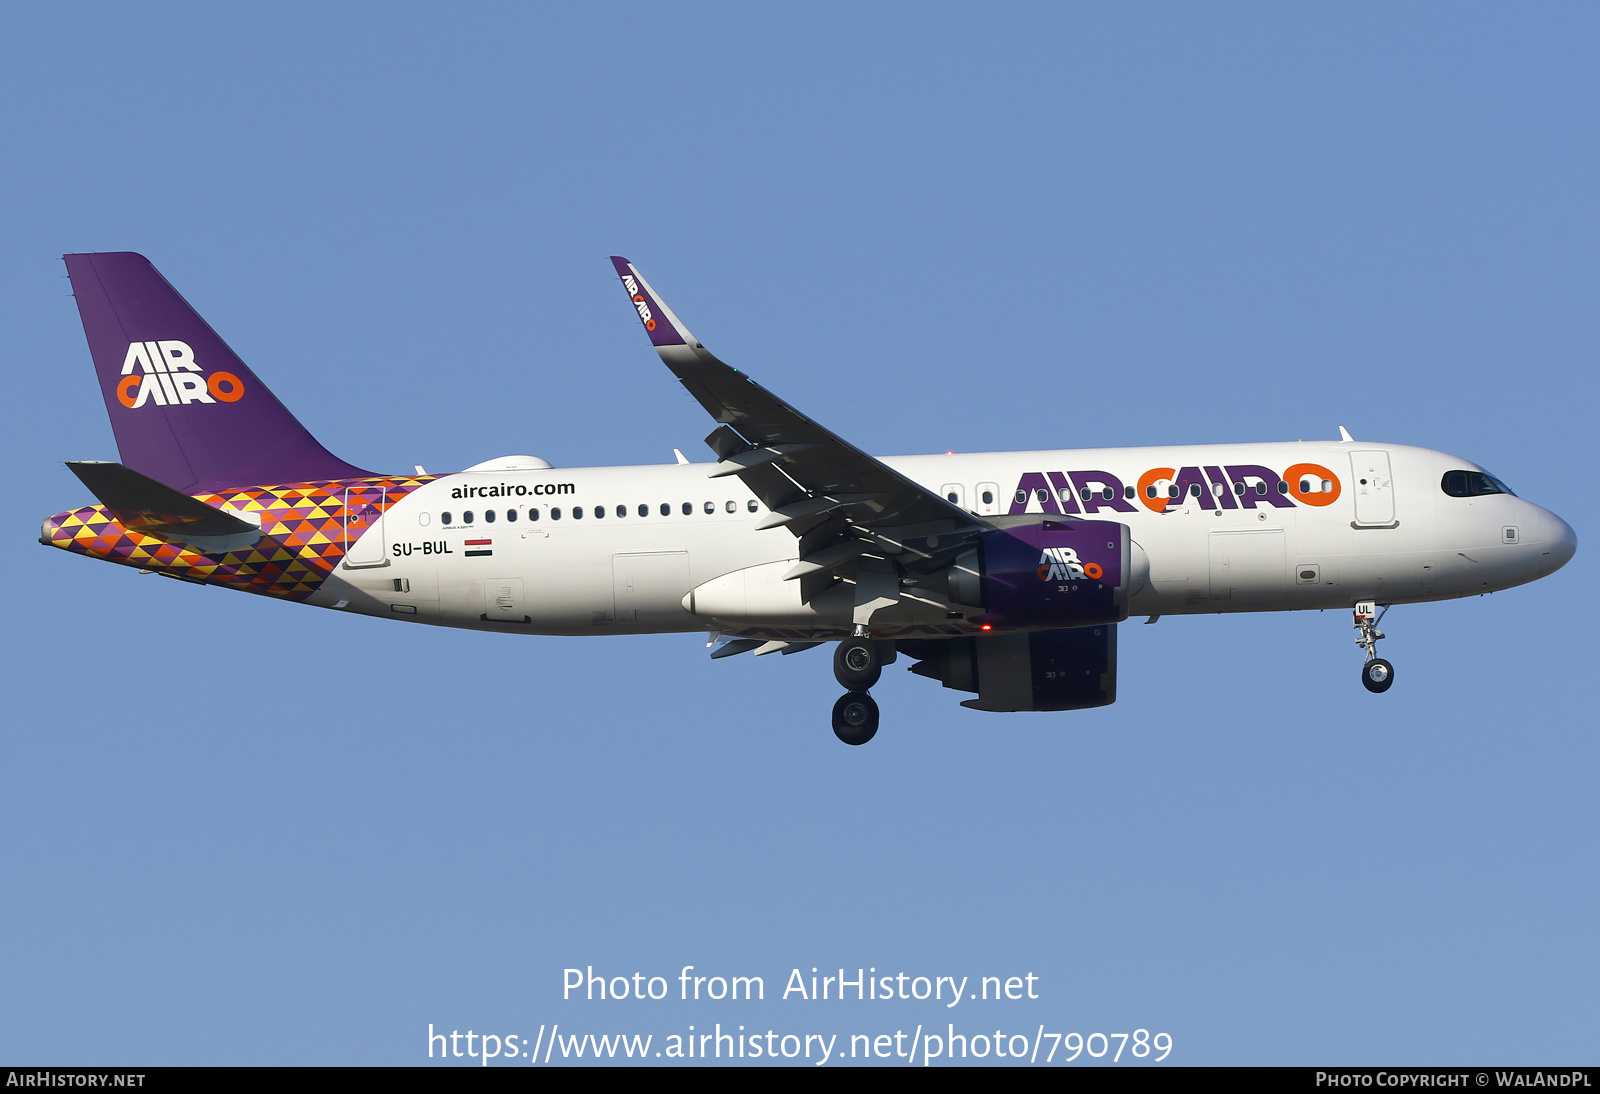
[1037,545,1102,582]
[115,340,244,409]
[621,276,657,331]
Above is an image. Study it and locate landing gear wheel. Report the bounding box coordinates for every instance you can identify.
[834,638,882,690]
[832,691,879,745]
[1362,658,1395,694]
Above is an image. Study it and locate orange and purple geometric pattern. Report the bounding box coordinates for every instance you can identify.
[41,476,430,600]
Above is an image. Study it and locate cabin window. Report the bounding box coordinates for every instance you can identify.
[506,508,517,522]
[748,499,759,513]
[1080,487,1092,501]
[613,505,623,517]
[418,512,431,526]
[1015,490,1027,504]
[485,509,496,523]
[1124,486,1135,500]
[1102,487,1114,501]
[704,501,715,514]
[1035,488,1049,504]
[660,503,670,516]
[1168,485,1180,499]
[463,510,474,524]
[639,504,649,517]
[946,491,958,503]
[529,508,540,522]
[1146,485,1158,499]
[594,505,605,518]
[1233,482,1245,494]
[726,500,737,513]
[1277,481,1288,494]
[573,507,584,519]
[981,490,994,505]
[1256,482,1267,495]
[550,508,561,520]
[682,502,692,515]
[1190,483,1202,498]
[441,511,452,524]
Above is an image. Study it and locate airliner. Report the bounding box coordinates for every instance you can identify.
[43,253,1577,744]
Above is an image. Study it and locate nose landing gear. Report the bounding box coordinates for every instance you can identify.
[1354,601,1395,693]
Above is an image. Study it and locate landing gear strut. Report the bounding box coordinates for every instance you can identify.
[1354,601,1395,694]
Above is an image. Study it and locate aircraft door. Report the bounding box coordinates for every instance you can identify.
[1349,451,1396,526]
[975,482,1000,516]
[342,486,388,568]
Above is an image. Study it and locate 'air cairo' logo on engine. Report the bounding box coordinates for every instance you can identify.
[621,276,657,331]
[115,340,245,409]
[1037,545,1102,582]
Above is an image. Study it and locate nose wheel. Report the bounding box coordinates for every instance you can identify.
[1354,601,1395,693]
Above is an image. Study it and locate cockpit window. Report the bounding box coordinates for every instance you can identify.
[1442,470,1516,498]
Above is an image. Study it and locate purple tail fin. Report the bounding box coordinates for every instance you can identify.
[64,252,373,493]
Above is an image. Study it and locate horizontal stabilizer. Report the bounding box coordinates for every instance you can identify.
[66,461,259,538]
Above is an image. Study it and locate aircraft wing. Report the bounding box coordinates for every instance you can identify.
[609,257,987,606]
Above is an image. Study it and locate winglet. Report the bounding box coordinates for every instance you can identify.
[609,257,696,348]
[1338,425,1355,442]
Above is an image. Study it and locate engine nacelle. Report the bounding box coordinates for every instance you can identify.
[906,626,1118,712]
[948,519,1140,629]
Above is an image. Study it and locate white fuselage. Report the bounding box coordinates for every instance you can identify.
[309,440,1575,638]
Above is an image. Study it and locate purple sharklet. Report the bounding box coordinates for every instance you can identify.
[63,252,374,494]
[609,256,688,348]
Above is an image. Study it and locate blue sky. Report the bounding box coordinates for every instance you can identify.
[2,3,1595,1066]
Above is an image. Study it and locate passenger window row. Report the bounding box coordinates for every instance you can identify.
[1140,480,1290,500]
[433,499,761,525]
[950,479,1293,510]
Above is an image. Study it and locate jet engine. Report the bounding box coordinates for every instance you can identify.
[940,518,1144,629]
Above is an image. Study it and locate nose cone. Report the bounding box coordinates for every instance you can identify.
[1542,511,1577,576]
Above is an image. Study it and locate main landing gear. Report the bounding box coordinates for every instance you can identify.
[834,637,883,689]
[831,692,879,746]
[831,636,888,745]
[1354,600,1395,694]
